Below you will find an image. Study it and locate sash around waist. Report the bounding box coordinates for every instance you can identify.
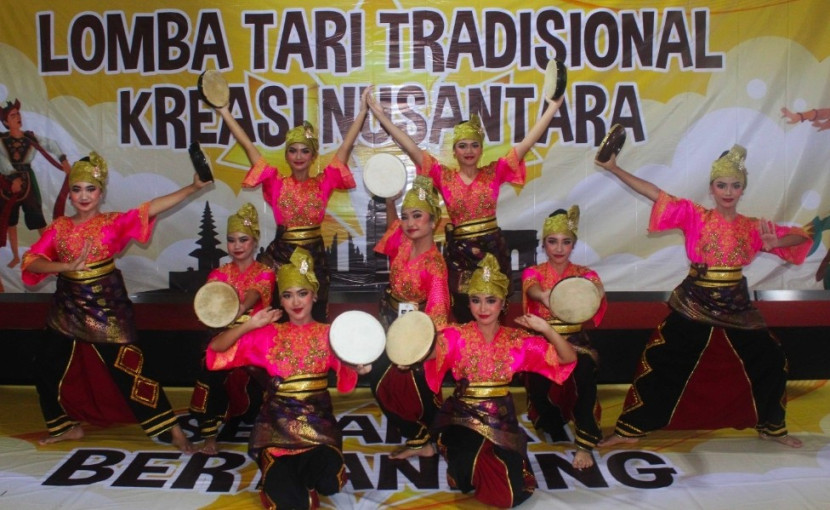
[688,265,743,287]
[450,216,498,239]
[461,382,510,399]
[60,258,116,282]
[275,373,329,395]
[282,225,322,243]
[384,287,424,309]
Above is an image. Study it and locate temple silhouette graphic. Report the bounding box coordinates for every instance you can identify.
[168,200,540,293]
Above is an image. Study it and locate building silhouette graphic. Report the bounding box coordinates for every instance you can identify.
[167,199,540,295]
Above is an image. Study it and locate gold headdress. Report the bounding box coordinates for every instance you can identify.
[543,205,580,240]
[452,114,484,147]
[401,175,442,220]
[277,247,319,293]
[467,253,509,300]
[710,144,748,188]
[285,121,319,155]
[69,152,108,190]
[227,203,260,241]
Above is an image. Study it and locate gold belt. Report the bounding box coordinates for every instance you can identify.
[385,288,423,310]
[689,265,743,287]
[452,216,498,239]
[546,319,582,335]
[61,258,116,282]
[462,382,510,398]
[282,225,322,243]
[275,373,328,396]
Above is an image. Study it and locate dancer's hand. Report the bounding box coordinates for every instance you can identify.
[759,219,779,250]
[595,153,618,171]
[514,313,549,334]
[65,241,91,272]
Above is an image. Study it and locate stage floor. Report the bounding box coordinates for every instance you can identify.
[2,382,829,510]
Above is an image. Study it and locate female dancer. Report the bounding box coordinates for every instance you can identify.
[368,94,564,322]
[370,175,449,457]
[596,145,809,449]
[207,247,370,509]
[521,206,606,469]
[216,88,370,322]
[189,203,275,454]
[402,254,576,508]
[22,152,209,451]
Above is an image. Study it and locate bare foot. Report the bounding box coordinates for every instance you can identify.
[572,449,595,469]
[598,433,639,448]
[7,256,20,268]
[200,437,219,455]
[38,424,84,445]
[759,432,803,448]
[389,442,436,460]
[169,424,195,453]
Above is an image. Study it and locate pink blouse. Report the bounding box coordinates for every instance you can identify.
[207,261,275,315]
[425,322,575,394]
[418,148,525,225]
[374,220,450,328]
[206,321,357,393]
[21,203,155,285]
[521,262,607,325]
[650,191,810,266]
[242,156,355,227]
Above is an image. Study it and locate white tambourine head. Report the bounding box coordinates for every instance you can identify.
[363,153,407,198]
[549,277,601,324]
[385,310,435,366]
[193,281,239,328]
[329,310,386,365]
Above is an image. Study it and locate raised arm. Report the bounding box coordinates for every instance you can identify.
[210,307,281,352]
[367,90,424,167]
[515,313,577,364]
[524,282,552,311]
[595,153,661,202]
[759,220,811,251]
[147,173,210,218]
[217,105,263,166]
[334,87,371,164]
[25,240,91,274]
[513,96,565,160]
[385,196,399,223]
[238,289,262,319]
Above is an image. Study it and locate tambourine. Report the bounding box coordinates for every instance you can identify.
[363,153,407,198]
[543,58,568,101]
[197,70,230,108]
[329,310,386,365]
[549,276,602,324]
[194,281,240,328]
[385,310,435,366]
[596,124,626,163]
[189,142,214,183]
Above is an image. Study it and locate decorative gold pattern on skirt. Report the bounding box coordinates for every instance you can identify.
[115,345,144,375]
[131,375,161,408]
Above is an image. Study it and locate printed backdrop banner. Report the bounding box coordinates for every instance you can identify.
[1,0,829,294]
